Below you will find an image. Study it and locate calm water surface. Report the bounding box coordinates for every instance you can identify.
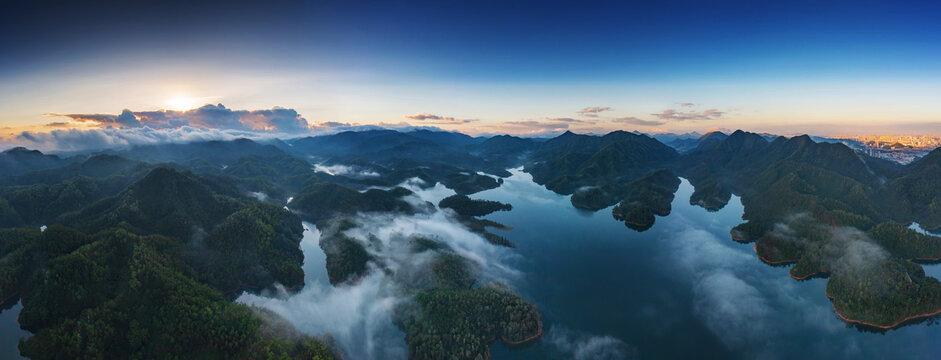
[0,299,28,359]
[480,170,941,359]
[3,169,941,359]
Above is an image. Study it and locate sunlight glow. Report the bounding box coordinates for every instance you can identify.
[166,96,198,111]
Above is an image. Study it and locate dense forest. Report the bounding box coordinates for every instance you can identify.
[0,167,335,359]
[394,243,541,360]
[610,169,681,231]
[438,194,512,217]
[674,131,941,328]
[5,126,941,359]
[437,195,516,247]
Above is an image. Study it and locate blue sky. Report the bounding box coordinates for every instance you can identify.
[2,0,941,141]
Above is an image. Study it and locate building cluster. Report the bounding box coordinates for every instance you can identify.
[829,135,941,165]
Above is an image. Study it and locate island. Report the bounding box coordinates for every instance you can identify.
[611,169,681,231]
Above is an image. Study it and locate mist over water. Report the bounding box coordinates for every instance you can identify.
[232,169,941,359]
[237,179,522,359]
[480,170,941,359]
[238,224,408,359]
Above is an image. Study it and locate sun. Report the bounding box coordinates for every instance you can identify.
[166,96,198,111]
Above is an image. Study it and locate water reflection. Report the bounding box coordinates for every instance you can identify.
[0,299,28,360]
[480,169,941,360]
[5,169,941,359]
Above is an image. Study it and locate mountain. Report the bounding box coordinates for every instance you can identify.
[878,148,941,230]
[0,147,71,176]
[527,131,678,195]
[690,131,728,152]
[405,129,483,147]
[110,138,284,164]
[473,135,537,157]
[651,132,702,144]
[289,130,421,158]
[291,130,513,178]
[678,131,893,211]
[65,167,244,238]
[0,156,156,226]
[0,154,148,187]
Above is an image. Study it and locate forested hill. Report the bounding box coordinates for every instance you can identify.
[671,130,941,329]
[0,147,72,176]
[511,128,941,329]
[4,126,941,359]
[0,164,335,359]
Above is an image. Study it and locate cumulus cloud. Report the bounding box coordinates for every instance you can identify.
[47,104,309,132]
[612,117,666,126]
[652,108,725,121]
[403,112,479,125]
[576,106,612,117]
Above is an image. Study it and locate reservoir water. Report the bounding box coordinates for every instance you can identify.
[482,170,941,359]
[0,299,28,359]
[4,168,941,359]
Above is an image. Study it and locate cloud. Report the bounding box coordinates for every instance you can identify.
[546,327,635,360]
[46,109,142,128]
[46,104,310,132]
[766,215,888,274]
[678,102,695,107]
[612,117,666,126]
[239,265,408,360]
[43,122,72,128]
[548,117,584,123]
[239,179,521,360]
[485,120,570,135]
[658,201,880,358]
[403,112,479,125]
[10,126,281,152]
[311,121,354,129]
[313,163,380,178]
[692,270,771,349]
[652,108,725,121]
[576,106,612,116]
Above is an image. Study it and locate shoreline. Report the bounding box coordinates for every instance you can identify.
[501,321,544,346]
[729,229,752,243]
[739,230,941,329]
[752,244,797,265]
[751,244,829,280]
[622,219,652,227]
[825,291,941,330]
[0,291,19,307]
[478,320,544,360]
[613,211,652,228]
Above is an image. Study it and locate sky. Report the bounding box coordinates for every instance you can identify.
[2,0,941,150]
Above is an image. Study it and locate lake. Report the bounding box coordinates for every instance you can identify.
[4,168,941,359]
[0,299,28,360]
[482,170,941,359]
